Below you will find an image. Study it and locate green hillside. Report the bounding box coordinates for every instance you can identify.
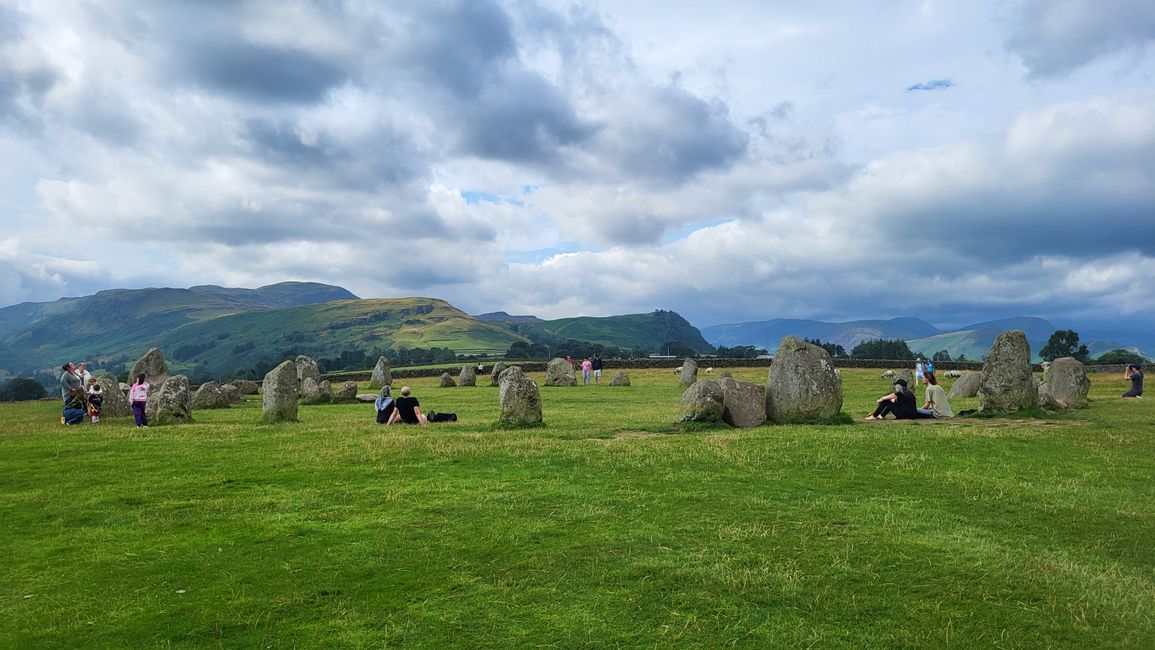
[493,309,713,353]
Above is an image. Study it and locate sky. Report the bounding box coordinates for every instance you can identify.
[1,0,1153,330]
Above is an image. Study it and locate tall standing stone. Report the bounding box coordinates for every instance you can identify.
[262,360,299,423]
[719,376,766,428]
[979,330,1037,412]
[369,357,392,389]
[1040,357,1090,409]
[153,375,193,425]
[129,347,170,387]
[678,380,724,423]
[440,372,456,388]
[765,336,844,423]
[498,367,542,425]
[96,375,131,417]
[490,361,508,386]
[296,356,321,391]
[459,364,477,387]
[679,359,699,387]
[545,358,576,387]
[192,381,231,409]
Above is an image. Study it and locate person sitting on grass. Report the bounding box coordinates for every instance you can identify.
[1123,363,1144,398]
[917,372,953,418]
[387,386,428,426]
[866,379,928,420]
[374,385,395,424]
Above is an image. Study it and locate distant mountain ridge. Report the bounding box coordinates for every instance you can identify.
[484,309,714,354]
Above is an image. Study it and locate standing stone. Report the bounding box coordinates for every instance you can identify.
[490,361,509,386]
[440,372,456,388]
[262,360,299,423]
[610,371,631,386]
[220,383,245,403]
[129,347,170,387]
[192,381,231,409]
[96,375,131,417]
[948,372,981,398]
[498,366,542,425]
[765,336,844,424]
[333,381,359,403]
[368,357,392,389]
[153,375,193,425]
[1041,357,1090,409]
[890,369,913,387]
[679,359,699,387]
[719,377,766,428]
[979,330,1037,412]
[300,377,332,404]
[459,364,477,387]
[679,380,724,423]
[233,379,260,395]
[545,358,576,387]
[295,356,321,391]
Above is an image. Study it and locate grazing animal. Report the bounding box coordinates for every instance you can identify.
[674,366,683,374]
[705,367,713,374]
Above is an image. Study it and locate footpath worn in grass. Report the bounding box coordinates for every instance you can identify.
[1,369,1152,647]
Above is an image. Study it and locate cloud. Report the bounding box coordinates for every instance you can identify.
[1005,0,1155,77]
[906,79,954,92]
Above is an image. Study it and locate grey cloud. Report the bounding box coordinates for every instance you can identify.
[405,0,518,99]
[1006,0,1155,77]
[907,79,954,92]
[180,41,348,103]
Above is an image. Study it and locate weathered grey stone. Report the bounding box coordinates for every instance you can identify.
[948,372,981,398]
[890,369,913,387]
[368,356,392,389]
[679,359,699,387]
[679,380,724,423]
[333,381,359,403]
[610,371,631,386]
[979,330,1038,412]
[129,347,169,388]
[458,365,477,387]
[233,380,260,395]
[262,360,298,423]
[356,393,378,403]
[153,375,193,425]
[300,377,332,404]
[1041,357,1090,409]
[220,383,245,403]
[295,356,321,391]
[765,336,843,424]
[718,371,733,380]
[490,361,509,386]
[439,372,456,388]
[719,377,766,428]
[192,381,231,409]
[499,367,542,425]
[96,375,130,417]
[545,358,576,387]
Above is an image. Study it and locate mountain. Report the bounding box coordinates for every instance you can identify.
[475,311,545,324]
[701,317,940,353]
[907,317,1056,361]
[493,309,714,354]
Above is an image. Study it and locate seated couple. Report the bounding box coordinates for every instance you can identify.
[374,385,428,426]
[866,373,953,421]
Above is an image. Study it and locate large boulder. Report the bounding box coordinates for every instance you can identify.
[610,371,631,386]
[299,377,332,404]
[368,357,392,389]
[1041,357,1090,408]
[679,380,724,423]
[96,375,131,417]
[979,330,1037,412]
[948,372,981,398]
[890,369,913,387]
[333,381,359,403]
[458,365,477,387]
[545,358,576,387]
[489,361,509,386]
[233,379,260,395]
[679,359,699,388]
[192,381,231,409]
[295,356,322,391]
[153,375,193,425]
[219,383,245,403]
[719,377,766,428]
[439,372,456,388]
[262,360,299,423]
[129,348,170,388]
[498,367,542,425]
[765,336,844,424]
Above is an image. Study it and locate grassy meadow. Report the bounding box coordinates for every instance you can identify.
[1,368,1152,648]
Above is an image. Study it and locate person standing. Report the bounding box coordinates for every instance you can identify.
[87,379,104,424]
[592,355,603,384]
[914,358,925,386]
[581,358,592,385]
[1123,364,1144,398]
[129,373,149,428]
[76,362,93,386]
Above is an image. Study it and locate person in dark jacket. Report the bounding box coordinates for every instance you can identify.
[866,379,928,420]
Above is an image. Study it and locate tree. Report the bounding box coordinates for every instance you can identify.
[0,377,49,402]
[851,339,915,360]
[932,349,952,362]
[716,345,768,359]
[1092,349,1149,365]
[803,338,848,358]
[659,340,698,358]
[1039,329,1089,363]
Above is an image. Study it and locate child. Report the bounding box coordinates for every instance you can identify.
[129,373,149,428]
[87,378,104,424]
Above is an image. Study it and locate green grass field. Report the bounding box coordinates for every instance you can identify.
[2,369,1152,648]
